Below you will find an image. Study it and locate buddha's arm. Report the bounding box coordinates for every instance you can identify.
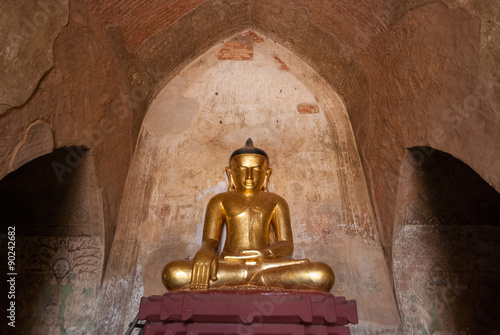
[190,196,224,290]
[267,198,293,258]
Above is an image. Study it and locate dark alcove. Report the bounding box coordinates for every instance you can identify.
[0,146,90,236]
[393,146,500,335]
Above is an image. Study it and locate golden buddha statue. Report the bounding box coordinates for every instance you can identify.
[162,139,334,292]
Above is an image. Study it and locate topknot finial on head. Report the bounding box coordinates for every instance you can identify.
[229,138,269,164]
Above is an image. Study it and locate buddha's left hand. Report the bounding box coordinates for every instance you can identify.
[224,249,273,260]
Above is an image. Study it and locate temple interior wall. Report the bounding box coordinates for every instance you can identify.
[0,0,499,334]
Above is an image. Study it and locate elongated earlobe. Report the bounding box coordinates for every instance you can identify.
[225,166,235,191]
[263,168,272,191]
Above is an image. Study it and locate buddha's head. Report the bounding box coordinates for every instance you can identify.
[226,138,272,193]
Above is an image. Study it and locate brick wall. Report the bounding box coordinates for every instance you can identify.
[85,0,206,51]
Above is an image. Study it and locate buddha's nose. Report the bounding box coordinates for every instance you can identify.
[245,168,253,181]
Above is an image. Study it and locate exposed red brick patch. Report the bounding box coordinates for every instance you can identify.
[218,41,253,60]
[273,53,290,71]
[244,30,264,43]
[297,103,320,114]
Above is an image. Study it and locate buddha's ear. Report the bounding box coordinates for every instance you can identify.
[225,166,235,191]
[263,168,272,192]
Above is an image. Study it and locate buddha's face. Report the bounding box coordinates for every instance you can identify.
[229,154,269,192]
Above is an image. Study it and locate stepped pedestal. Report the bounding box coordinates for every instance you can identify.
[137,290,358,334]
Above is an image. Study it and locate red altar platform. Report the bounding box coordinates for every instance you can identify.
[136,290,358,335]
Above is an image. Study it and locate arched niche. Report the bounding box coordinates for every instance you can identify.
[106,30,399,333]
[0,146,105,333]
[393,147,500,334]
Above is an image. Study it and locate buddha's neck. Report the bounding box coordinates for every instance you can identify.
[235,190,261,196]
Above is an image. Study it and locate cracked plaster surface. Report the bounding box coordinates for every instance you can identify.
[0,0,69,114]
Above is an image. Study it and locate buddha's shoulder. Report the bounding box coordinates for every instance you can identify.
[206,191,243,204]
[251,192,289,209]
[261,191,285,201]
[264,192,289,207]
[206,192,229,203]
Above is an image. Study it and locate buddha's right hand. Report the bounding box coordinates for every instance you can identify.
[190,247,218,290]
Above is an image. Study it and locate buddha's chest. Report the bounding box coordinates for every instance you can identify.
[223,196,275,228]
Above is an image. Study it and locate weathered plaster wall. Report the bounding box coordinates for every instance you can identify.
[0,0,69,114]
[100,31,399,334]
